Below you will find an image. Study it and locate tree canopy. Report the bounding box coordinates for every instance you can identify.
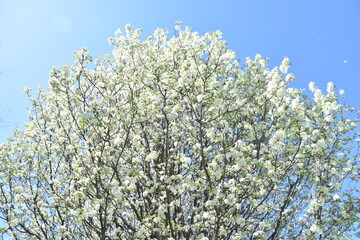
[0,25,359,239]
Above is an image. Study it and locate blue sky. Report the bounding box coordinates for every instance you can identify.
[0,0,359,143]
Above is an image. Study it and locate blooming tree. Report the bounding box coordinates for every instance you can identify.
[0,25,359,239]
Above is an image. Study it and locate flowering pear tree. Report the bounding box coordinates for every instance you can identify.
[0,25,359,239]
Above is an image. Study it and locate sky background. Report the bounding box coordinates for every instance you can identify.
[0,0,359,143]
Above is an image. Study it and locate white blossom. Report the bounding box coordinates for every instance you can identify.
[309,81,316,92]
[310,224,323,234]
[23,86,31,94]
[285,73,295,82]
[0,24,357,240]
[333,194,341,201]
[279,57,291,74]
[327,82,335,93]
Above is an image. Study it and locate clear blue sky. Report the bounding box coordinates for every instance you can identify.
[0,0,359,143]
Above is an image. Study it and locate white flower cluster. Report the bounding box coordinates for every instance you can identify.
[0,24,358,239]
